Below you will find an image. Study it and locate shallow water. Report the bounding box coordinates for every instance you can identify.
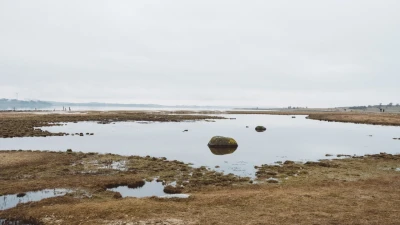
[1,114,400,177]
[108,180,166,198]
[0,219,40,225]
[0,189,71,211]
[107,180,189,198]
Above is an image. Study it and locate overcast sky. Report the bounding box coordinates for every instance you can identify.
[0,0,399,107]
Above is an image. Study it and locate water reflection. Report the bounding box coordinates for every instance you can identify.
[208,146,238,155]
[107,180,190,199]
[1,114,400,177]
[0,189,71,211]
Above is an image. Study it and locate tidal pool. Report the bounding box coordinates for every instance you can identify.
[107,180,187,198]
[0,218,41,225]
[108,180,165,198]
[0,189,71,211]
[1,114,400,177]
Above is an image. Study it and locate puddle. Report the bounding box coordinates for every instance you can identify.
[107,180,188,198]
[0,218,41,225]
[99,160,127,171]
[0,189,71,211]
[108,180,165,198]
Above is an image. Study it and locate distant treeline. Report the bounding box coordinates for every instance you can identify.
[348,103,399,110]
[0,98,225,110]
[0,98,52,110]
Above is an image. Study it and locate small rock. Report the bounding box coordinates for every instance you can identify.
[255,126,267,132]
[283,160,295,165]
[164,185,183,194]
[266,171,278,176]
[17,193,26,198]
[267,179,279,184]
[113,192,122,199]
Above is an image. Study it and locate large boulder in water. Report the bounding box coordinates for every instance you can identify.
[208,136,238,155]
[208,136,238,147]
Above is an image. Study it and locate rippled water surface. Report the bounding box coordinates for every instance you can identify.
[1,114,400,177]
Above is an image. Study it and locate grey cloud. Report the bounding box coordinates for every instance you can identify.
[1,0,399,107]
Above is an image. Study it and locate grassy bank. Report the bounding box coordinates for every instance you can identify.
[0,150,399,224]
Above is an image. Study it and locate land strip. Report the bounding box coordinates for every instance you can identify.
[227,110,400,126]
[0,111,224,138]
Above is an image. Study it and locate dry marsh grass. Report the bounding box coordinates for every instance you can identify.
[0,151,399,224]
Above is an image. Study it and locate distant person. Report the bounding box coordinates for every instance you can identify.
[69,107,71,111]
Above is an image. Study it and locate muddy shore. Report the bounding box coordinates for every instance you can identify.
[0,150,399,224]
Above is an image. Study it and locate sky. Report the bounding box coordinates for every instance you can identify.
[0,0,399,107]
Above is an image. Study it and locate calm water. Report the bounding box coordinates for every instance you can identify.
[0,189,71,211]
[1,114,400,177]
[108,180,165,198]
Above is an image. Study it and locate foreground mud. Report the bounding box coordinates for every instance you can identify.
[0,150,399,224]
[0,111,224,138]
